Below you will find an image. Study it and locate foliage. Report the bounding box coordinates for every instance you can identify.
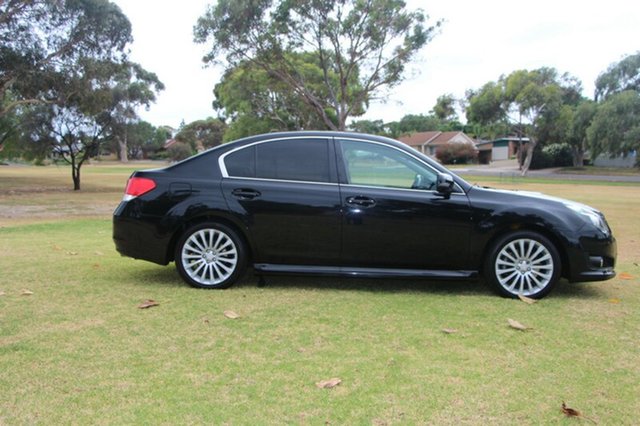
[195,0,440,130]
[587,90,640,163]
[435,143,478,164]
[348,119,388,136]
[175,117,226,150]
[530,143,573,169]
[564,100,597,166]
[167,141,194,162]
[106,63,164,162]
[594,52,640,101]
[213,57,335,138]
[0,0,132,119]
[431,93,458,121]
[466,68,582,174]
[115,121,169,160]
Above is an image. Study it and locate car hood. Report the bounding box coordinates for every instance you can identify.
[474,186,601,213]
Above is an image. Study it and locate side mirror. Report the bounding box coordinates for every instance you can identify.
[436,173,454,196]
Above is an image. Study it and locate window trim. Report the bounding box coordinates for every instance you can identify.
[335,137,466,195]
[219,136,335,184]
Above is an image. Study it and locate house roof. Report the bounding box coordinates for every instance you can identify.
[398,131,474,147]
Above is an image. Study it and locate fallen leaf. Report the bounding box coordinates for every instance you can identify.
[618,273,634,280]
[52,244,63,251]
[441,328,458,334]
[518,294,537,304]
[316,378,341,389]
[608,298,621,304]
[561,402,596,423]
[223,310,240,319]
[138,299,159,309]
[92,263,101,270]
[507,318,529,331]
[0,290,5,296]
[94,251,104,256]
[21,289,34,296]
[203,317,210,324]
[66,251,78,256]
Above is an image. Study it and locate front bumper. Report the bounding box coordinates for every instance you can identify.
[567,234,617,283]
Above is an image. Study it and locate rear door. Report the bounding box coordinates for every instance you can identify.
[220,137,342,265]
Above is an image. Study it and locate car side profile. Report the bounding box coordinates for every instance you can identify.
[113,131,616,298]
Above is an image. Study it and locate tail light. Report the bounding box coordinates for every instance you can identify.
[123,177,156,201]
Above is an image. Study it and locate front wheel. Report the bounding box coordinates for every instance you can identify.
[485,231,561,299]
[175,222,246,289]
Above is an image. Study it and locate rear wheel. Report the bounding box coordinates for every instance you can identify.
[485,231,561,299]
[175,222,246,288]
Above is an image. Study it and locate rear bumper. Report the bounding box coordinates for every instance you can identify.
[113,204,171,265]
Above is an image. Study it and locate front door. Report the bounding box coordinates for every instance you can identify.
[337,139,472,270]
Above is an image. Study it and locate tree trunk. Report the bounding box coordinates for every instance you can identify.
[119,131,128,163]
[521,138,537,176]
[71,162,81,191]
[572,147,584,167]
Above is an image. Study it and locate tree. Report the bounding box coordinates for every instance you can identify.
[194,0,440,130]
[564,100,597,166]
[348,119,387,135]
[108,64,164,162]
[594,52,640,101]
[214,55,343,139]
[431,93,457,122]
[175,118,226,150]
[0,0,132,121]
[466,68,582,174]
[587,90,640,163]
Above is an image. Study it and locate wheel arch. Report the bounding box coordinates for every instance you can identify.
[480,223,570,279]
[165,213,254,264]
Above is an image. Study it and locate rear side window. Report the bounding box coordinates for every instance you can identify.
[224,138,331,183]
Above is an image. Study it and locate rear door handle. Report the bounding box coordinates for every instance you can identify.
[346,196,376,208]
[232,188,261,200]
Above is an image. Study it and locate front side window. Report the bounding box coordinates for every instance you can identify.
[339,140,438,190]
[224,138,331,183]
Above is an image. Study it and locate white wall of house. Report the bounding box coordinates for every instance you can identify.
[593,152,637,168]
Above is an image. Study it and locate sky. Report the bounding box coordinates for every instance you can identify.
[112,0,640,130]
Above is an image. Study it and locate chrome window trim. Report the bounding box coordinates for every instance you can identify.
[336,137,466,194]
[222,176,339,187]
[218,135,465,194]
[218,136,332,179]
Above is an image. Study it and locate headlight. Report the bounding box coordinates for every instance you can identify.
[565,203,610,236]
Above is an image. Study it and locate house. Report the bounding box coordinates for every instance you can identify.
[398,131,476,156]
[475,137,530,162]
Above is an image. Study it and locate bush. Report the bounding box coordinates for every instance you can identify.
[167,142,194,162]
[530,143,573,169]
[435,143,478,164]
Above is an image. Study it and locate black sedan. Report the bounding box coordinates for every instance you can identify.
[113,131,616,298]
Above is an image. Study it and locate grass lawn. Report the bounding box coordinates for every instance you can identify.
[1,163,639,424]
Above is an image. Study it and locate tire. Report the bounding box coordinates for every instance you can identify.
[175,222,246,289]
[484,231,561,299]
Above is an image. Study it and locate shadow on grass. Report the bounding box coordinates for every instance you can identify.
[238,272,492,297]
[127,266,606,300]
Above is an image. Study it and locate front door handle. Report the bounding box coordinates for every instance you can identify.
[232,188,261,200]
[346,196,376,208]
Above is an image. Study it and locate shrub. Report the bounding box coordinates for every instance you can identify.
[167,142,194,162]
[435,143,478,164]
[530,143,573,169]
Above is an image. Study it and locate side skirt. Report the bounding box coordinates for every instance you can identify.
[253,264,478,280]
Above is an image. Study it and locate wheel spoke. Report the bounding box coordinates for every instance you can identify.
[181,227,240,286]
[494,237,555,297]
